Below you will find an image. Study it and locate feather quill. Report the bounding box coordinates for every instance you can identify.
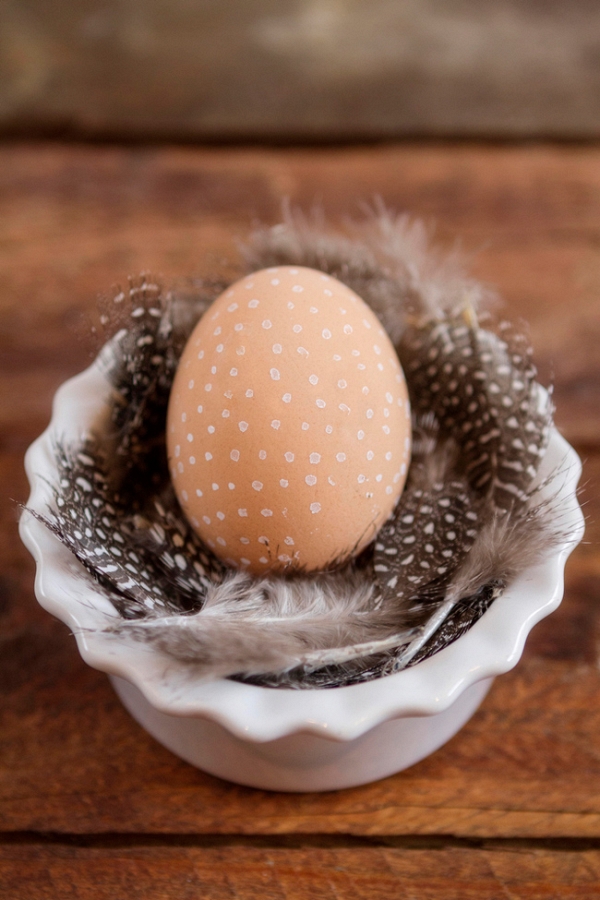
[100,570,418,680]
[392,496,566,670]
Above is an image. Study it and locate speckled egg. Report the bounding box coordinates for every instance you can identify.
[167,266,411,574]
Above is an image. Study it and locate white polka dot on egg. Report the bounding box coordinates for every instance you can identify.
[167,266,411,574]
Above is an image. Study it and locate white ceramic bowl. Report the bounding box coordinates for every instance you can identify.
[20,350,584,792]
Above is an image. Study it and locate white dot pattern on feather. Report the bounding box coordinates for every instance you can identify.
[167,266,411,574]
[373,476,479,608]
[400,315,549,511]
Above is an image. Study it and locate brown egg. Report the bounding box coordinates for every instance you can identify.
[167,266,411,574]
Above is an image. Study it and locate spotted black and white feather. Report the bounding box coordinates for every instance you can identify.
[93,275,224,502]
[399,314,552,511]
[33,442,225,618]
[390,493,565,671]
[372,421,480,611]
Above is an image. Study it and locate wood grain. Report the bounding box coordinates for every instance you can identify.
[2,1,600,140]
[1,143,599,445]
[2,843,600,900]
[0,142,598,894]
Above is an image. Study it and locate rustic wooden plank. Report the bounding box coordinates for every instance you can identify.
[1,144,598,839]
[1,144,599,444]
[2,2,600,140]
[2,843,600,900]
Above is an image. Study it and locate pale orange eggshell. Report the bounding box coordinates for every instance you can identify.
[167,266,411,574]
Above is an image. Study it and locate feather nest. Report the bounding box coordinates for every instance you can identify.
[32,209,563,687]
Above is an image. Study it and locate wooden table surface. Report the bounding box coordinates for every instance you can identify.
[1,142,599,898]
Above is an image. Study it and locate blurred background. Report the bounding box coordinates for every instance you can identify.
[2,0,600,141]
